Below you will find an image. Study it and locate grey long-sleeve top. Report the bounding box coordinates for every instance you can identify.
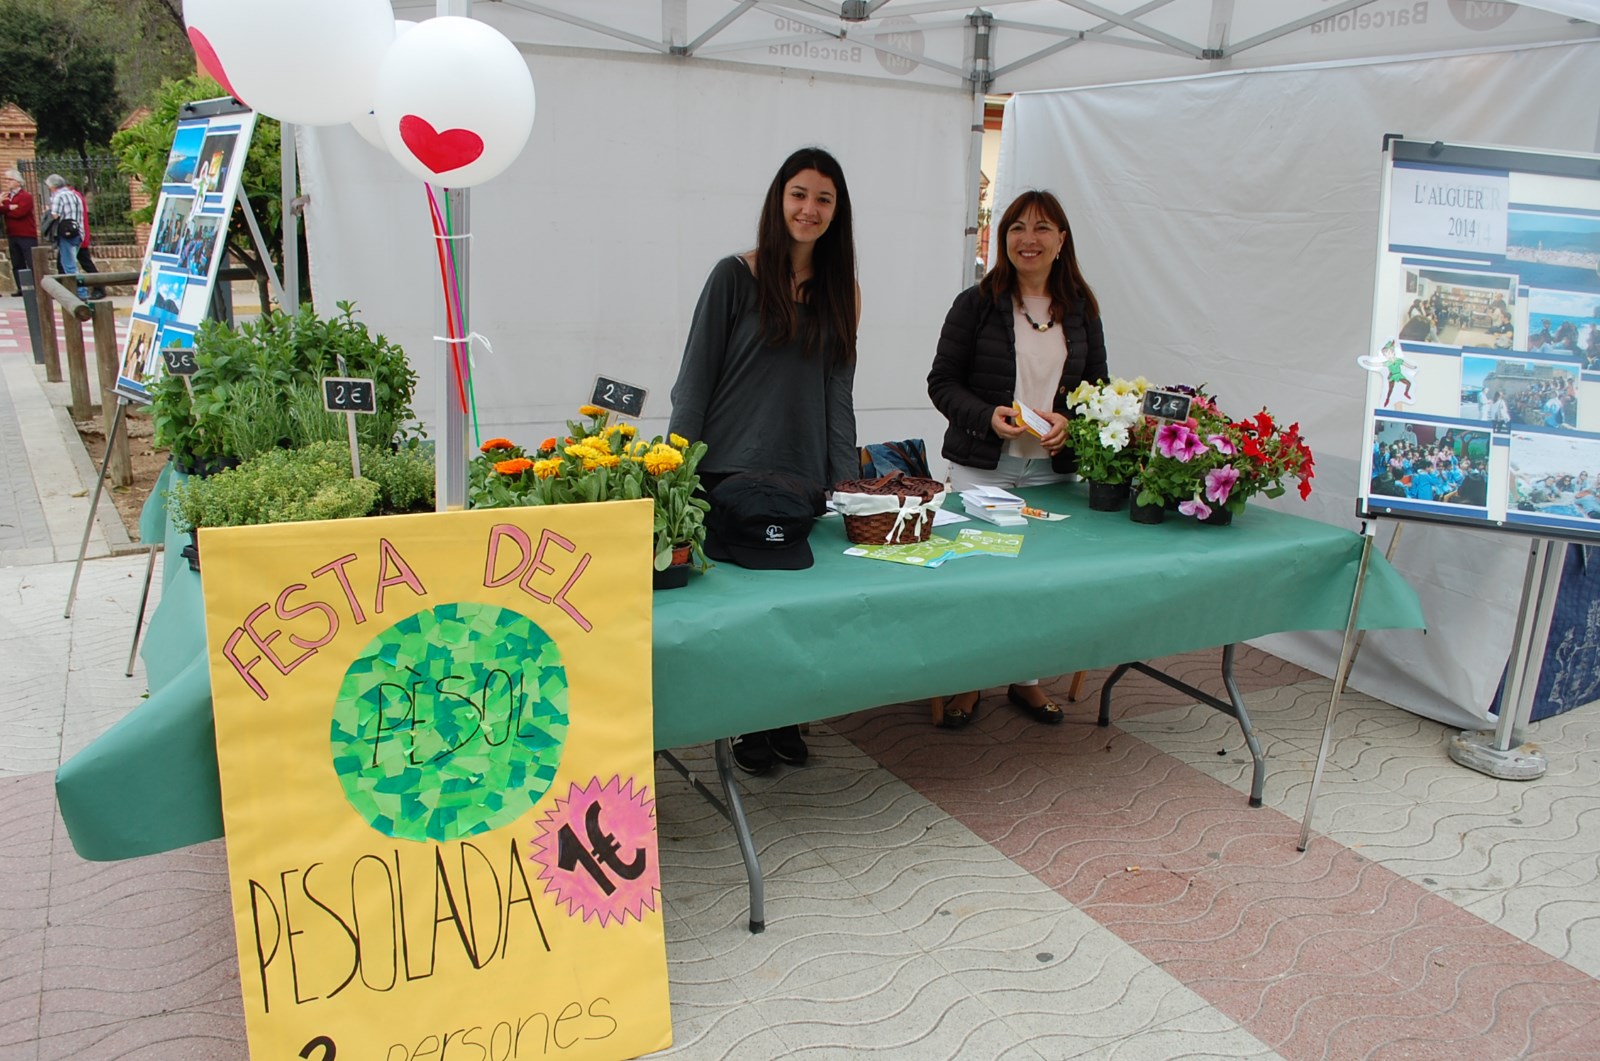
[668,255,858,489]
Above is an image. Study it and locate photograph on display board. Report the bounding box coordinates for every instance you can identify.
[1507,209,1600,290]
[161,124,206,185]
[1507,430,1600,523]
[1460,353,1578,429]
[1524,290,1600,364]
[151,195,195,257]
[177,213,222,277]
[1369,416,1491,507]
[117,319,158,392]
[148,269,187,327]
[1400,267,1518,348]
[194,130,238,197]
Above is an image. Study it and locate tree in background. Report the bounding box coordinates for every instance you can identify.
[114,75,289,309]
[0,3,123,157]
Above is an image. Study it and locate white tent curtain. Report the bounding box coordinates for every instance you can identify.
[297,45,971,460]
[993,39,1600,727]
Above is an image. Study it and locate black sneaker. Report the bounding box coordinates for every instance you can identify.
[766,725,808,766]
[731,732,774,775]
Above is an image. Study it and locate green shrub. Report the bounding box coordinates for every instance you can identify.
[149,301,422,470]
[169,445,379,531]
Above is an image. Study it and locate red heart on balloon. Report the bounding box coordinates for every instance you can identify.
[187,27,240,101]
[398,116,485,175]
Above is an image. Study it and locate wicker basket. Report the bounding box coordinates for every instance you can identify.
[832,471,946,545]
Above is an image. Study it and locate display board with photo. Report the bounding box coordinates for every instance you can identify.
[1358,139,1600,542]
[114,100,258,401]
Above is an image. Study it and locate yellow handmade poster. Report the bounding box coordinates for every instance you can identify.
[198,501,670,1060]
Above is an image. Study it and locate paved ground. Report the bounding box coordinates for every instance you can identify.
[2,298,1598,1059]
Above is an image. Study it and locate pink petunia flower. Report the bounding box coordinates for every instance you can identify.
[1155,422,1206,461]
[1178,496,1212,519]
[1207,433,1237,456]
[1205,465,1239,504]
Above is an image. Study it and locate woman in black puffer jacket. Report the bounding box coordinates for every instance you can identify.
[925,189,1109,728]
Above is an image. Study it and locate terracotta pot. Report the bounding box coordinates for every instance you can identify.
[671,543,692,566]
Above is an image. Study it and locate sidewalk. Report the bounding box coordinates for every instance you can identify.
[2,299,1599,1059]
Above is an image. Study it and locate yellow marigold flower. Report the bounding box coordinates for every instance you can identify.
[668,433,689,450]
[644,444,684,475]
[564,444,596,459]
[578,404,605,417]
[594,453,620,469]
[628,441,650,457]
[538,437,557,453]
[532,458,563,479]
[619,423,637,438]
[480,437,514,452]
[494,457,533,475]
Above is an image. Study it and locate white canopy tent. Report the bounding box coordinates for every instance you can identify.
[295,0,1599,725]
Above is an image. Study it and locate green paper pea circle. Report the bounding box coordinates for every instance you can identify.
[329,602,569,842]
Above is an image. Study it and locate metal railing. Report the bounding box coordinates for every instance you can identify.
[20,156,136,247]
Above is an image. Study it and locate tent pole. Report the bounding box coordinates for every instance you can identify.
[963,11,993,286]
[435,0,472,512]
[282,122,299,307]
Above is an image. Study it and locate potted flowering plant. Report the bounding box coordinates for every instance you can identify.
[468,406,711,574]
[1133,386,1315,523]
[1065,376,1150,509]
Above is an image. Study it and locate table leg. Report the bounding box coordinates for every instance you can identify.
[712,738,766,933]
[125,545,160,677]
[656,745,767,933]
[1096,645,1265,807]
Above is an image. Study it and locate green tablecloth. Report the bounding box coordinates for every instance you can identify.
[56,478,1423,861]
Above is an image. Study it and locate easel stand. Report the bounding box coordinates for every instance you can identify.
[1299,521,1377,851]
[1446,537,1558,781]
[64,396,132,619]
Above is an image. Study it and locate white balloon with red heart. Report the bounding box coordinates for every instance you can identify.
[350,20,418,149]
[372,16,536,188]
[182,0,396,126]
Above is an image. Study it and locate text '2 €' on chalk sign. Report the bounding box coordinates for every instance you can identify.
[322,377,378,414]
[1142,389,1193,422]
[161,347,198,376]
[591,375,647,418]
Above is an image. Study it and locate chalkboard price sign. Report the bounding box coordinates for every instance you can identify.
[161,346,198,376]
[323,377,377,414]
[591,375,646,418]
[1142,389,1193,422]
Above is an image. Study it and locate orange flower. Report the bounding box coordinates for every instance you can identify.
[539,437,558,453]
[494,457,534,475]
[480,437,514,452]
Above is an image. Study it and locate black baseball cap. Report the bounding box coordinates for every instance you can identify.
[705,471,826,571]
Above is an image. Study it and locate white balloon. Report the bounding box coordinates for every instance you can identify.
[373,17,536,188]
[351,20,417,148]
[182,0,395,126]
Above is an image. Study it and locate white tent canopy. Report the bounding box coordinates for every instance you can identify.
[297,1,1599,724]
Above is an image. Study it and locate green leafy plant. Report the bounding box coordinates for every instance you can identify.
[149,301,421,471]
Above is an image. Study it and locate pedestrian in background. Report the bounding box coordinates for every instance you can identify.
[43,174,86,300]
[1,170,37,296]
